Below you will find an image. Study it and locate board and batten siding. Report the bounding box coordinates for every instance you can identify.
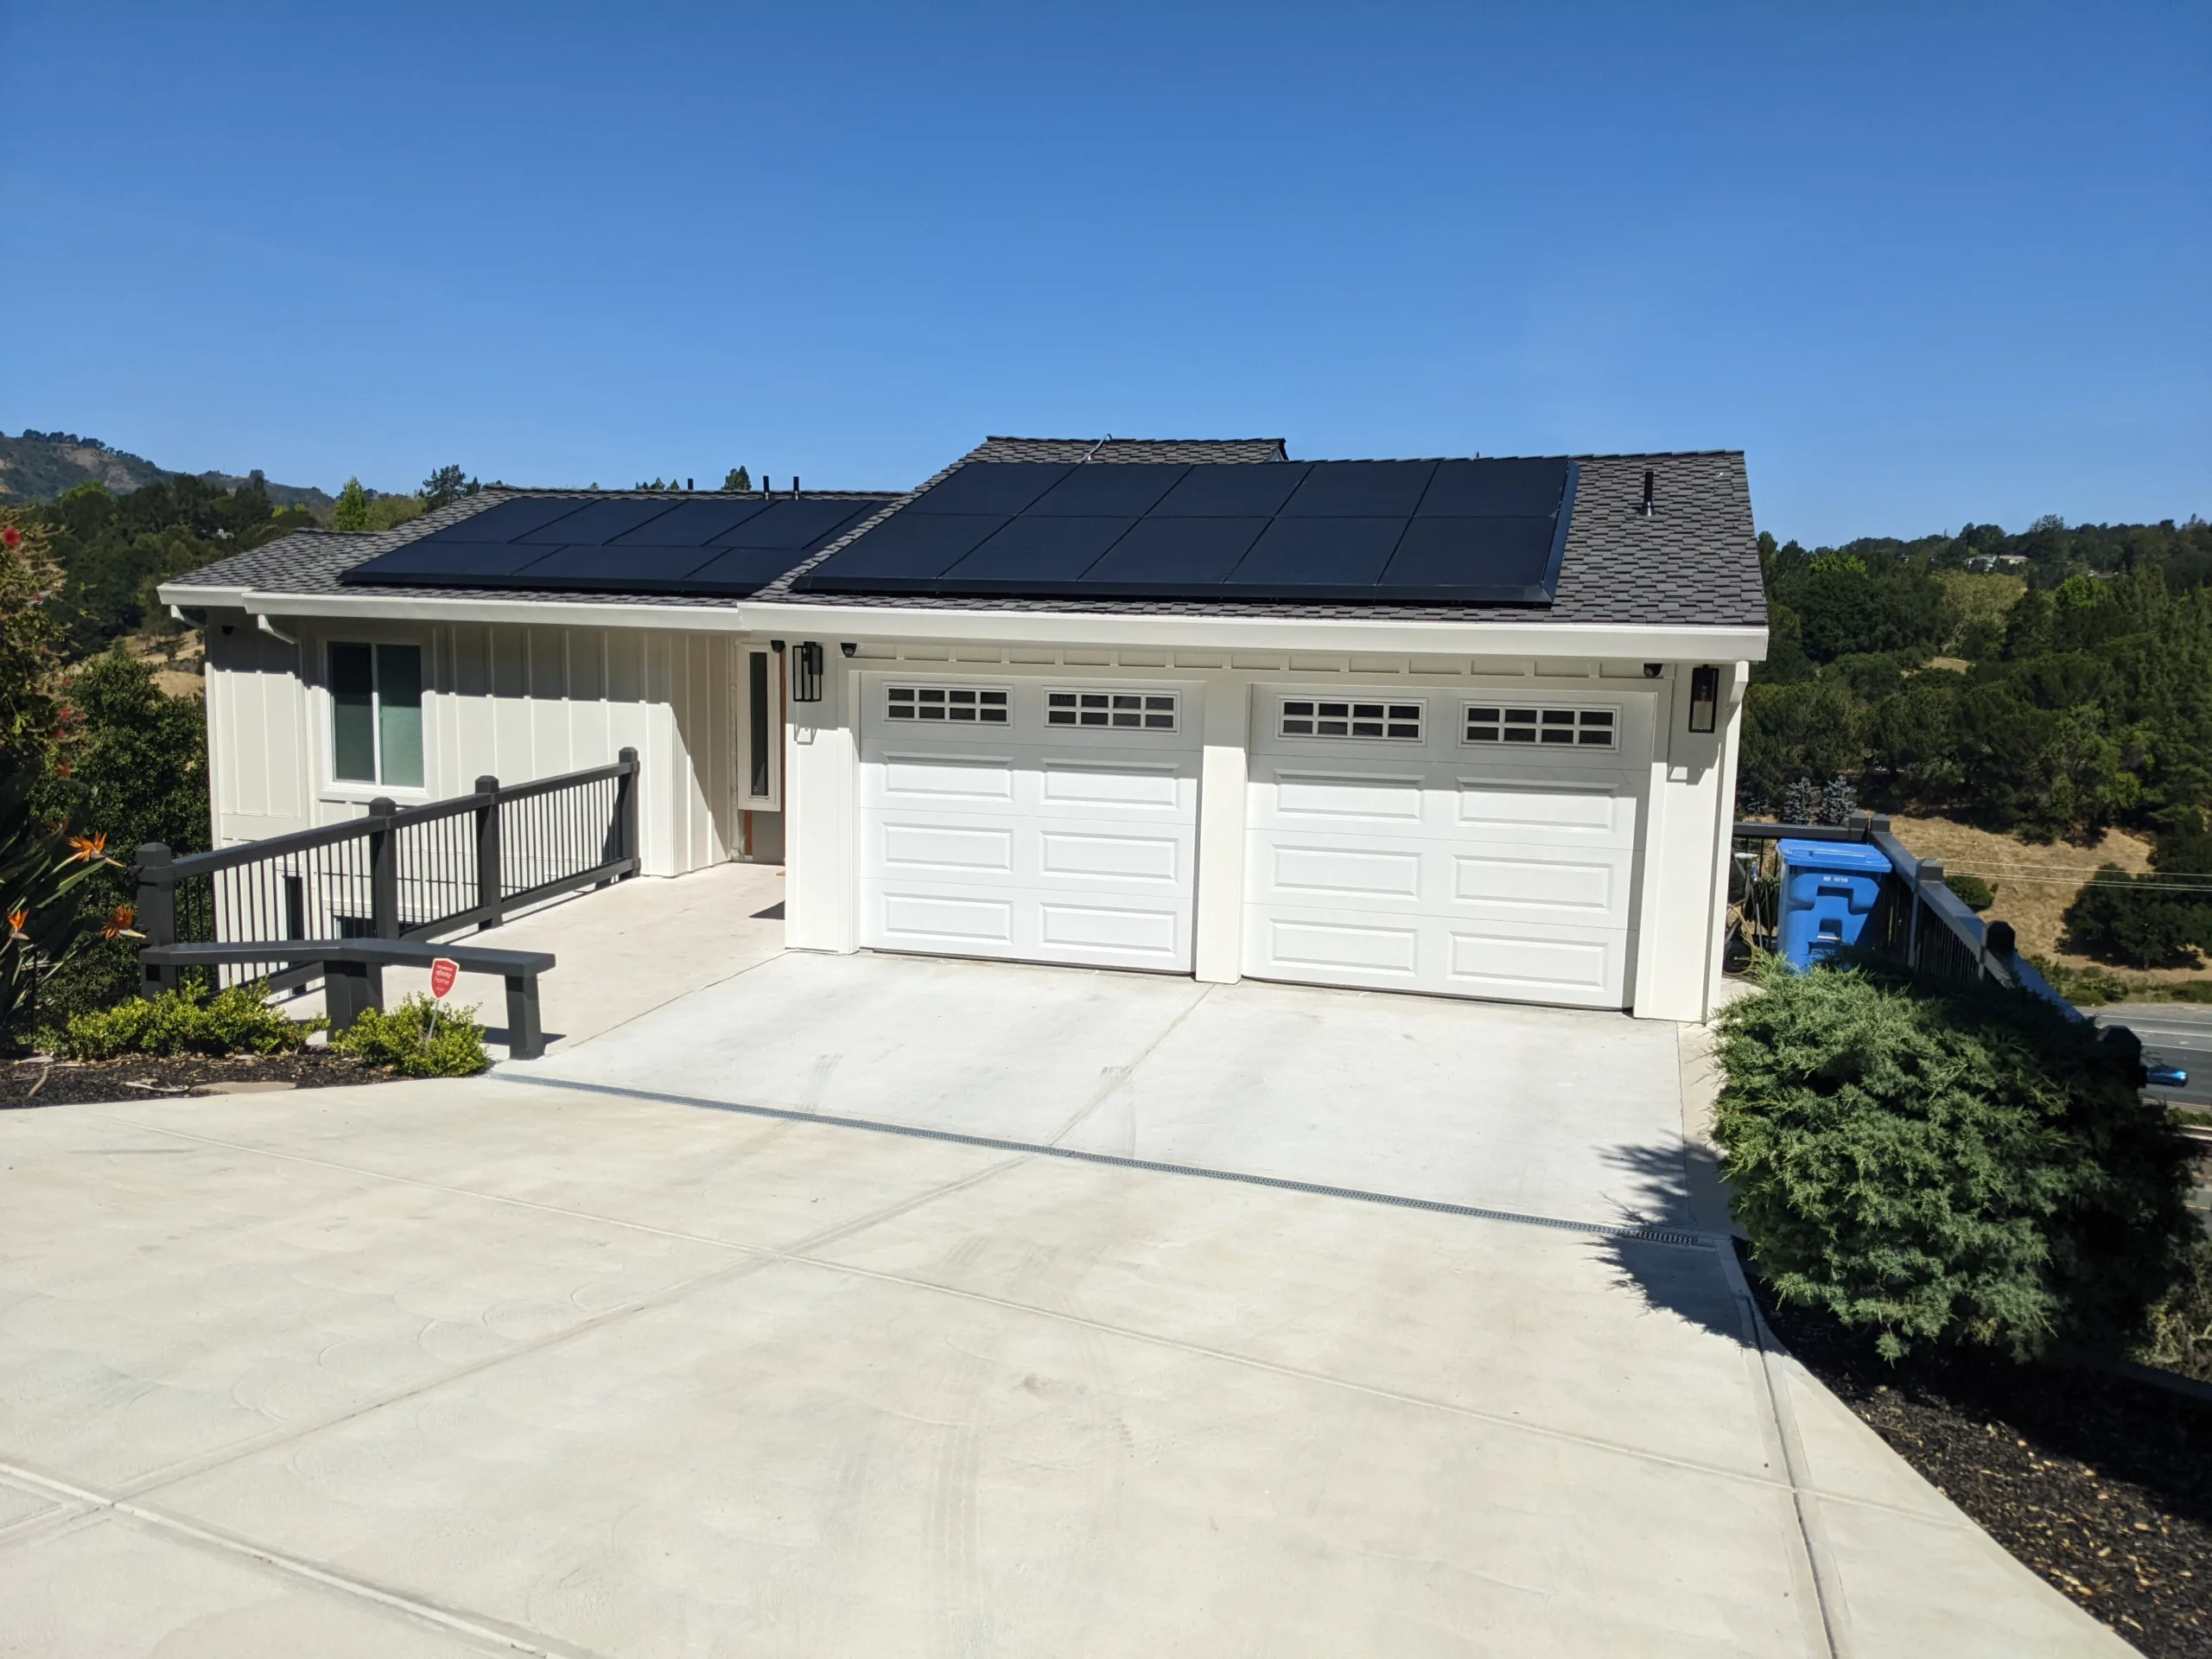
[200,612,771,879]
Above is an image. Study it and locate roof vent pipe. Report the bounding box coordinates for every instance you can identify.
[1639,469,1655,518]
[686,478,694,492]
[792,475,800,498]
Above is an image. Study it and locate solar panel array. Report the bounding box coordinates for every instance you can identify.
[340,495,887,595]
[791,457,1578,604]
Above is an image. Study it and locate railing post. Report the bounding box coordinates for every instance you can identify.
[1911,858,1942,973]
[474,775,502,931]
[368,797,399,940]
[616,747,640,878]
[135,842,176,998]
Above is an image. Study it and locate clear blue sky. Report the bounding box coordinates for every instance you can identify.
[3,3,2205,545]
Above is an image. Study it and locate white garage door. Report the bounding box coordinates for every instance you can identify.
[1245,689,1652,1007]
[860,678,1200,971]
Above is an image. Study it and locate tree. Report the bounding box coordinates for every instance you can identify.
[722,467,751,492]
[2064,868,2209,969]
[1739,679,1863,806]
[332,477,371,531]
[0,512,67,783]
[422,465,476,510]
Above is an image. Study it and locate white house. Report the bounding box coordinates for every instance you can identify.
[162,435,1767,1022]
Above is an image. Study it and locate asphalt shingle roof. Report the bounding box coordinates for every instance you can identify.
[165,441,1765,630]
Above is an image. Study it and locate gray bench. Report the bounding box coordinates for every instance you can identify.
[137,940,556,1059]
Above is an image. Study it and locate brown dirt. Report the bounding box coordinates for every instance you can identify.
[2,1047,397,1108]
[1888,813,2211,988]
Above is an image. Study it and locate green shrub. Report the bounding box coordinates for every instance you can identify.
[332,993,488,1077]
[1942,872,1996,912]
[2136,1240,2212,1385]
[1713,957,2197,1362]
[2163,979,2212,1004]
[54,979,316,1059]
[2024,954,2136,1007]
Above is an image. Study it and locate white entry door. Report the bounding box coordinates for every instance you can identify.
[860,677,1200,971]
[1244,688,1653,1007]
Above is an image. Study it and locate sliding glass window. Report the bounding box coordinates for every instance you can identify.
[328,642,425,788]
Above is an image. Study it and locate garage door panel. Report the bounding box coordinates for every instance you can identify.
[1038,900,1183,962]
[1452,777,1637,845]
[1450,848,1628,919]
[877,891,1017,950]
[1258,913,1421,978]
[1038,829,1183,885]
[1262,841,1425,902]
[876,752,1017,804]
[1039,759,1185,810]
[1268,769,1426,826]
[1444,925,1622,1003]
[879,821,1016,878]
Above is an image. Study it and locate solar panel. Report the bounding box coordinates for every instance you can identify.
[1077,518,1269,588]
[1417,457,1572,518]
[511,499,678,544]
[682,547,822,594]
[610,498,772,544]
[943,517,1137,581]
[1278,461,1436,518]
[792,512,1008,589]
[1221,518,1407,592]
[1148,463,1307,517]
[906,462,1071,517]
[1023,464,1187,518]
[341,542,554,584]
[411,498,590,545]
[514,546,716,587]
[712,499,877,548]
[1377,518,1560,599]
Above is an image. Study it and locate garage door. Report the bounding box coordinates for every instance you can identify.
[1245,689,1652,1007]
[860,677,1200,971]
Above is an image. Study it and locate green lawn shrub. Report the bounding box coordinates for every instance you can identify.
[2136,1239,2212,1385]
[332,993,488,1077]
[1942,872,1996,912]
[53,979,316,1059]
[2025,955,2136,1007]
[1713,957,2197,1362]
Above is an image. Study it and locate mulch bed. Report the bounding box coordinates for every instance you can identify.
[2,1048,396,1108]
[1747,1254,2212,1657]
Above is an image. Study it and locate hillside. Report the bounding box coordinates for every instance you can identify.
[0,429,334,512]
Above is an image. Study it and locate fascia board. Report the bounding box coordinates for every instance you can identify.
[740,601,1770,663]
[166,585,758,633]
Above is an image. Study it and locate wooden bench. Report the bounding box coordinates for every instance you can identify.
[137,940,557,1060]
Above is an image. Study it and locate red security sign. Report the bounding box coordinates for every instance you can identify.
[429,957,460,999]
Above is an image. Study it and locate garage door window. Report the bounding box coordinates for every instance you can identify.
[1280,699,1423,741]
[1464,704,1617,749]
[886,685,1009,724]
[1047,690,1179,731]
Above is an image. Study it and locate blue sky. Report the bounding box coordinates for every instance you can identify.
[3,3,2205,545]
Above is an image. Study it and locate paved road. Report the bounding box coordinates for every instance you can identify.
[2101,1001,2212,1109]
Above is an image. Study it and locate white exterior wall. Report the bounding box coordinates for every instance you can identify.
[782,639,1751,1022]
[199,610,779,879]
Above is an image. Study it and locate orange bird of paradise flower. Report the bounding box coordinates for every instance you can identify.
[5,907,27,941]
[66,832,110,863]
[100,905,143,941]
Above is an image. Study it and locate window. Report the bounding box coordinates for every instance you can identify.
[1464,704,1617,749]
[1279,699,1423,741]
[746,650,774,799]
[886,684,1009,723]
[1047,690,1179,731]
[329,642,424,787]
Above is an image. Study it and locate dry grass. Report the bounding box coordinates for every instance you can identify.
[1888,812,2211,986]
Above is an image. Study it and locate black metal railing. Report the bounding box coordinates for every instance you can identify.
[135,748,639,995]
[1730,811,2080,1020]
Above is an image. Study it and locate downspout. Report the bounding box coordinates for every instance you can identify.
[256,614,298,646]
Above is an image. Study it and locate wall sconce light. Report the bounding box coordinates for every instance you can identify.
[839,642,857,658]
[791,641,825,702]
[1688,664,1719,733]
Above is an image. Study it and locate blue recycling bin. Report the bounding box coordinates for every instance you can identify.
[1777,839,1891,970]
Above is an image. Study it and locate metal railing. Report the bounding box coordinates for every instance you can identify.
[1730,810,2082,1020]
[135,748,639,995]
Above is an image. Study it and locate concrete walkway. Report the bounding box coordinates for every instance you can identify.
[0,953,2129,1656]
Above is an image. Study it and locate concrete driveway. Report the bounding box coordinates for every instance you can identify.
[0,952,2126,1656]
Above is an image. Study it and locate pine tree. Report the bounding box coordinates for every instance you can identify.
[332,478,371,531]
[722,467,751,492]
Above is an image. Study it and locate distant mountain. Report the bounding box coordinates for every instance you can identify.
[0,429,336,512]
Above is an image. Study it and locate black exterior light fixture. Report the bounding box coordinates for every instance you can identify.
[1688,664,1719,733]
[791,641,825,702]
